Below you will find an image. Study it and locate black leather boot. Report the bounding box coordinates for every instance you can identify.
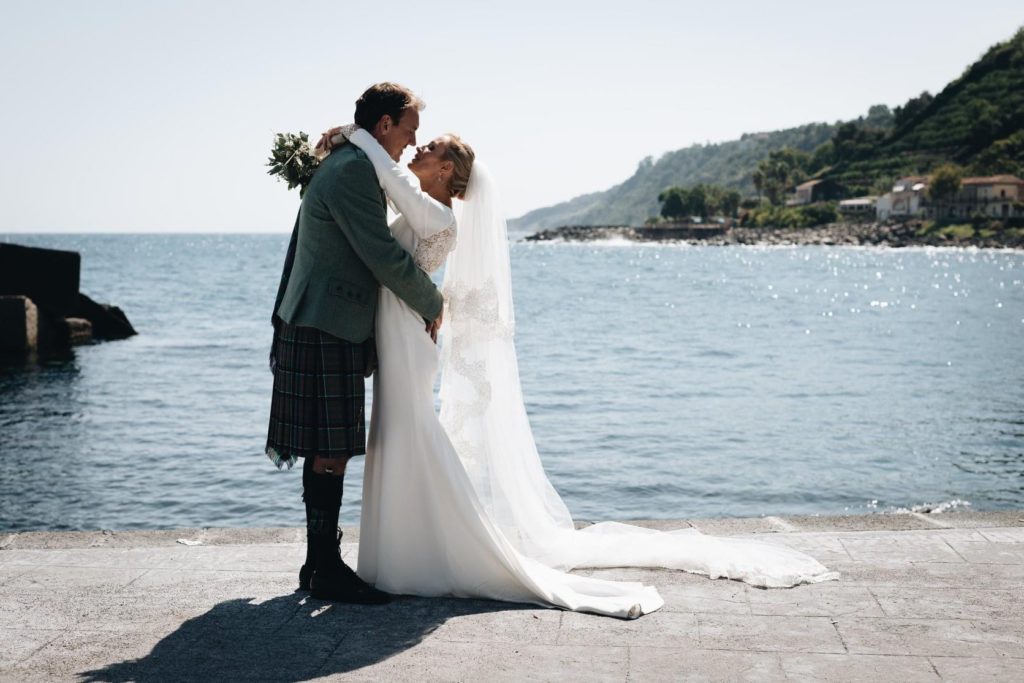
[309,529,392,605]
[302,461,390,604]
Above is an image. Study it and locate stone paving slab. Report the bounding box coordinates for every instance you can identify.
[1,511,1022,681]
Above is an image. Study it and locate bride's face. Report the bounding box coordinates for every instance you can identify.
[408,136,454,190]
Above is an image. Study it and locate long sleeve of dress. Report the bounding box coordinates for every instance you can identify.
[413,225,456,273]
[348,128,455,239]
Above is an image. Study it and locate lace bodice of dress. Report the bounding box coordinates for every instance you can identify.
[414,223,457,273]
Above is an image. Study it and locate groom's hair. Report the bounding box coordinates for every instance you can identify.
[354,82,424,130]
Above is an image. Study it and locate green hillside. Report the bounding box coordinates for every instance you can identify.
[509,123,836,233]
[823,26,1024,194]
[511,27,1024,233]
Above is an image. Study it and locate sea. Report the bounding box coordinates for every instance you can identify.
[1,233,1022,532]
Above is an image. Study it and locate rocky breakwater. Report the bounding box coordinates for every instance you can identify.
[0,243,136,359]
[525,225,640,242]
[715,221,1024,248]
[526,221,1024,248]
[713,222,927,247]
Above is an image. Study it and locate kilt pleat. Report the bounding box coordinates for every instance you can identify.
[266,320,366,468]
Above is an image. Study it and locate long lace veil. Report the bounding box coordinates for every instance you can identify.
[439,162,577,566]
[439,162,837,586]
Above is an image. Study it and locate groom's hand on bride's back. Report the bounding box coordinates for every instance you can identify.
[425,305,443,343]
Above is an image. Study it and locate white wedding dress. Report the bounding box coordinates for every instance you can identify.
[346,129,836,619]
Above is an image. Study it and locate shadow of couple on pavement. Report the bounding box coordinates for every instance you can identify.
[79,590,529,682]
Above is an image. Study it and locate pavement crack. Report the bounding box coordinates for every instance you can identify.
[315,630,351,676]
[943,539,970,563]
[865,586,887,616]
[830,618,849,653]
[120,568,151,592]
[835,538,857,561]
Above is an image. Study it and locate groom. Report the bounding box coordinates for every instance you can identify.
[267,82,443,604]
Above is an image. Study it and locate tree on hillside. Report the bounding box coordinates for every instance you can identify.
[658,187,687,220]
[754,148,810,205]
[720,189,742,218]
[808,140,835,174]
[700,185,741,218]
[893,91,934,129]
[831,122,887,164]
[686,185,709,218]
[752,168,765,202]
[968,100,1002,148]
[662,185,706,219]
[863,104,895,130]
[970,130,1024,177]
[753,164,785,205]
[928,163,964,220]
[658,184,742,220]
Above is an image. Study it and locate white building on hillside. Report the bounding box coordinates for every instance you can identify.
[839,196,877,218]
[876,176,928,222]
[945,175,1024,219]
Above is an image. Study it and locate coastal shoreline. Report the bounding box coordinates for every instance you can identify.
[525,222,1024,249]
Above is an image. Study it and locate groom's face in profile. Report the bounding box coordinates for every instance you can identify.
[375,108,419,162]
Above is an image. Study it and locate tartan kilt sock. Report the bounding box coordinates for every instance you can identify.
[302,458,345,570]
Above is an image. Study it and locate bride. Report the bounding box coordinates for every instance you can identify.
[317,125,836,619]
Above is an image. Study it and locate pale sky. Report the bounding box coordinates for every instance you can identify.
[1,0,1021,232]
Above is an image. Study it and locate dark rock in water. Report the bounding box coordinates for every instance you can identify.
[70,293,137,340]
[0,243,137,360]
[0,243,81,316]
[526,225,635,242]
[33,314,74,361]
[635,225,729,240]
[62,317,93,346]
[0,295,39,353]
[0,296,92,354]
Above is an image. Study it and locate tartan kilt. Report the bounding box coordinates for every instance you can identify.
[266,319,368,469]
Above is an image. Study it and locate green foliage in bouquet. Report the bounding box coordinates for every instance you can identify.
[267,132,319,196]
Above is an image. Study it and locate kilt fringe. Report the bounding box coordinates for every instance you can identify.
[266,446,297,470]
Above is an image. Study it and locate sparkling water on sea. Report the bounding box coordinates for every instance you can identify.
[1,234,1022,532]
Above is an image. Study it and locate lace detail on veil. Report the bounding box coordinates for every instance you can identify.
[443,277,514,340]
[439,277,511,468]
[439,336,488,467]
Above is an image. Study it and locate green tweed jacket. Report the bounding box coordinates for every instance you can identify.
[273,144,443,342]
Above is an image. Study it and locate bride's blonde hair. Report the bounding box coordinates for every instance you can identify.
[444,135,475,200]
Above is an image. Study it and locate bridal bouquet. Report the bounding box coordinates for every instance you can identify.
[266,132,319,196]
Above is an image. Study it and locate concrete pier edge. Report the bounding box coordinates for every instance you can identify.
[3,509,1022,550]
